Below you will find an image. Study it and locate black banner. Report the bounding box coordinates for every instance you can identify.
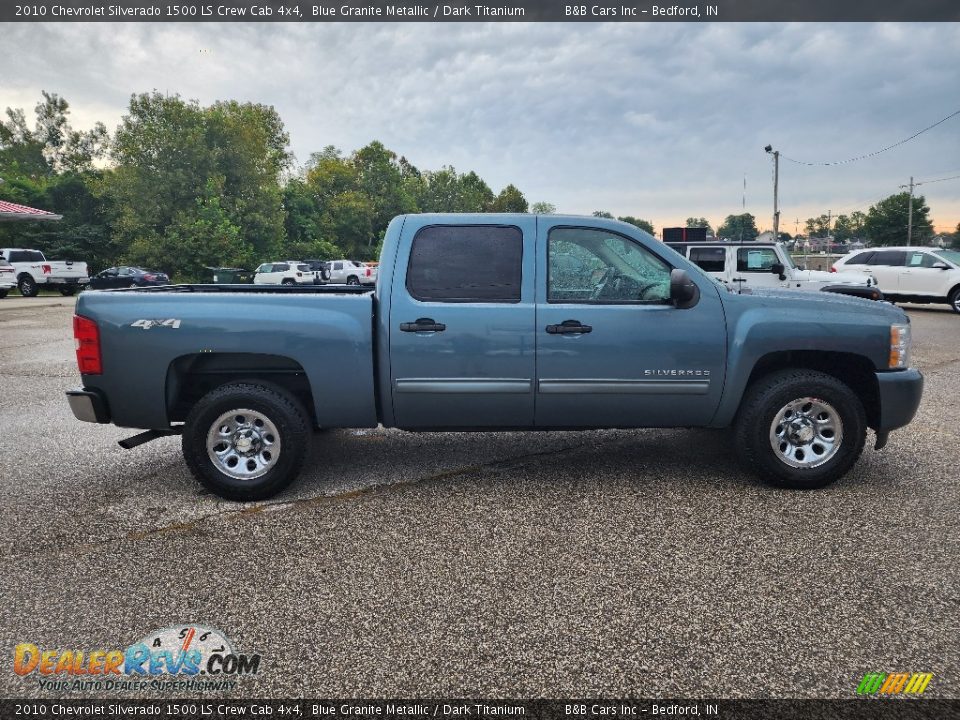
[3,0,960,23]
[1,700,959,720]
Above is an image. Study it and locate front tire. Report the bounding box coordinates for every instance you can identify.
[0,289,7,299]
[733,369,866,489]
[183,383,309,501]
[949,286,960,314]
[18,275,39,297]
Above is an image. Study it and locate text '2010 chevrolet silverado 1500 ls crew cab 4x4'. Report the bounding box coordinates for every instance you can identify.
[66,214,923,500]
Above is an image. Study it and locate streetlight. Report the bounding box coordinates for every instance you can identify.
[765,145,780,243]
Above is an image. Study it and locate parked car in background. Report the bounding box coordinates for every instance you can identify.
[88,266,170,290]
[0,261,16,298]
[667,241,882,300]
[0,248,89,297]
[360,262,379,286]
[833,247,960,313]
[325,259,366,285]
[253,261,318,285]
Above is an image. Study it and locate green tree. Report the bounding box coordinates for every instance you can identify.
[108,92,290,269]
[351,140,415,238]
[832,211,867,242]
[592,210,614,218]
[865,192,933,246]
[618,216,655,235]
[805,215,831,238]
[490,184,529,213]
[717,213,758,241]
[685,216,713,234]
[0,93,113,269]
[531,201,556,214]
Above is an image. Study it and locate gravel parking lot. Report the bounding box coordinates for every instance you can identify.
[0,298,957,699]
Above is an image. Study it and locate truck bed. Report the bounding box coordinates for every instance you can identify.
[75,285,377,430]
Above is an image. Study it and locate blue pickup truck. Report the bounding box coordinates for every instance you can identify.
[67,214,923,500]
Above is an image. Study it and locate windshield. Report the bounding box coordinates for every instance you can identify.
[780,248,797,270]
[934,249,960,267]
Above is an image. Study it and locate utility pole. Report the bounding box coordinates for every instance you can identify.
[765,145,780,242]
[905,176,914,246]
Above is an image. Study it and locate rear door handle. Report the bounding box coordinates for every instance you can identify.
[546,320,592,334]
[400,317,446,332]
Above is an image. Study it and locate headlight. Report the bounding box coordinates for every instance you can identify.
[889,323,911,369]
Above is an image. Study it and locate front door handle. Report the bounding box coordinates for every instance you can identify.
[546,320,592,334]
[400,317,446,332]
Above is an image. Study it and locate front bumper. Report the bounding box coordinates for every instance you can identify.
[66,388,111,424]
[875,368,923,433]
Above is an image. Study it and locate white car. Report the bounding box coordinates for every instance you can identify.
[325,259,367,286]
[833,246,960,313]
[0,248,89,297]
[667,241,881,300]
[0,261,16,298]
[253,261,318,286]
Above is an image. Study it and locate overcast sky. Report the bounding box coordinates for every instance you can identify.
[3,22,959,234]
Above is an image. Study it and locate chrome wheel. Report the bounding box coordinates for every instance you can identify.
[206,409,281,480]
[769,397,843,469]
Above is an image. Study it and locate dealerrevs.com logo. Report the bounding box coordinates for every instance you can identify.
[856,672,934,696]
[13,625,261,692]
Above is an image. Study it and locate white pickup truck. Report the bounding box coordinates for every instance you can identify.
[0,248,90,297]
[666,241,882,300]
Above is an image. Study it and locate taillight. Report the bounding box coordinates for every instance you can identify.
[365,268,371,277]
[143,273,156,281]
[73,315,102,375]
[830,266,836,273]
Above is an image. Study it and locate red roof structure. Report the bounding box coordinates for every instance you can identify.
[0,200,63,222]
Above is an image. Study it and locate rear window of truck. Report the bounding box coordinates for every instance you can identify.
[406,225,522,303]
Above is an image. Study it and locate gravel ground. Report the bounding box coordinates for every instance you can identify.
[0,299,957,699]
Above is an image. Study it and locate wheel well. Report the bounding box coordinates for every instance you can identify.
[166,353,316,425]
[17,272,32,282]
[949,283,960,299]
[745,351,880,429]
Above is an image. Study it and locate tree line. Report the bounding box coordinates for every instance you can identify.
[1,93,955,281]
[0,92,541,279]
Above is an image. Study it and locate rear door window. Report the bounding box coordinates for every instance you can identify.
[689,247,726,272]
[847,251,874,264]
[868,251,906,267]
[407,225,523,303]
[272,263,289,272]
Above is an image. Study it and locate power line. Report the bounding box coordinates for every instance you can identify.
[780,109,960,167]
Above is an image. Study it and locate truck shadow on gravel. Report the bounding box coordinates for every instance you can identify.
[279,426,883,503]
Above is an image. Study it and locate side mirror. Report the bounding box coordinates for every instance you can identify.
[670,269,700,309]
[932,262,949,270]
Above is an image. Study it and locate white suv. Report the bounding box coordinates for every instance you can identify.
[833,247,960,313]
[253,261,318,285]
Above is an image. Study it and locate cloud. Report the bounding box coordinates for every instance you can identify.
[2,21,958,232]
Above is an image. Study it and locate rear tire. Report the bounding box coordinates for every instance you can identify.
[18,275,39,297]
[59,286,77,296]
[347,276,360,286]
[0,290,7,299]
[733,369,866,489]
[183,383,309,501]
[949,286,960,314]
[281,278,296,286]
